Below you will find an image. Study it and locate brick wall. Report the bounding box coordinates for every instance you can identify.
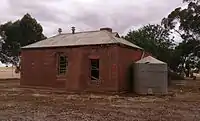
[21,45,120,91]
[117,46,143,92]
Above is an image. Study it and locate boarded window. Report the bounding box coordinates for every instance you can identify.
[90,59,99,81]
[58,55,68,75]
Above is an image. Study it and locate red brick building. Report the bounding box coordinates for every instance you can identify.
[20,28,150,92]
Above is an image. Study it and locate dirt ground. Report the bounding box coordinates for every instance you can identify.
[0,79,200,121]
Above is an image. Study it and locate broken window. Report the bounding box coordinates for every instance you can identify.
[58,54,68,75]
[90,59,99,81]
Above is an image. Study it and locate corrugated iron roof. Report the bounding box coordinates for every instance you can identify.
[136,56,166,64]
[22,30,143,49]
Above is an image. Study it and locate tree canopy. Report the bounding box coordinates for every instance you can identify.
[160,0,200,74]
[123,24,175,66]
[162,0,200,41]
[124,0,200,75]
[0,13,46,64]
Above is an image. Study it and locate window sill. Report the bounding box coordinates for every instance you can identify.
[56,75,67,77]
[90,80,101,85]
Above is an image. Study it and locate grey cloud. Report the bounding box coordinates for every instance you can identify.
[2,0,183,36]
[61,0,183,33]
[7,0,63,23]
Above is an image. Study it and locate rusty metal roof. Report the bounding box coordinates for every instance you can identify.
[22,30,143,49]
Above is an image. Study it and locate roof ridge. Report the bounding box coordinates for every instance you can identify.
[102,31,117,42]
[40,30,101,41]
[22,30,143,49]
[106,31,143,50]
[58,30,100,35]
[55,30,118,36]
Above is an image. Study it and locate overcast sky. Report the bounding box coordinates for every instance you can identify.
[0,0,183,37]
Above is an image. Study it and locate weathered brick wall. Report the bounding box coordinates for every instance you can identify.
[21,45,120,91]
[117,46,144,92]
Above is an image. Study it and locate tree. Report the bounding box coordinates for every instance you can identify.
[123,24,175,66]
[0,13,46,64]
[162,0,200,75]
[162,0,200,41]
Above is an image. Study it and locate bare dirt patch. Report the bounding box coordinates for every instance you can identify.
[0,79,200,121]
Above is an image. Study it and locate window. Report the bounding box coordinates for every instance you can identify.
[90,59,99,81]
[58,54,68,75]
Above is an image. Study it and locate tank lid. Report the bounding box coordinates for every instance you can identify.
[136,56,166,64]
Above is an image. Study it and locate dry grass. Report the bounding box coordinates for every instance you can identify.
[0,79,200,120]
[0,67,20,79]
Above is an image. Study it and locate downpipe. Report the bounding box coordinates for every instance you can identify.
[140,50,145,60]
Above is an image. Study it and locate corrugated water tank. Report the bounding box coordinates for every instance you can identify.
[133,56,168,95]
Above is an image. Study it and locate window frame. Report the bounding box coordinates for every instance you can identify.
[57,53,68,76]
[90,59,100,81]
